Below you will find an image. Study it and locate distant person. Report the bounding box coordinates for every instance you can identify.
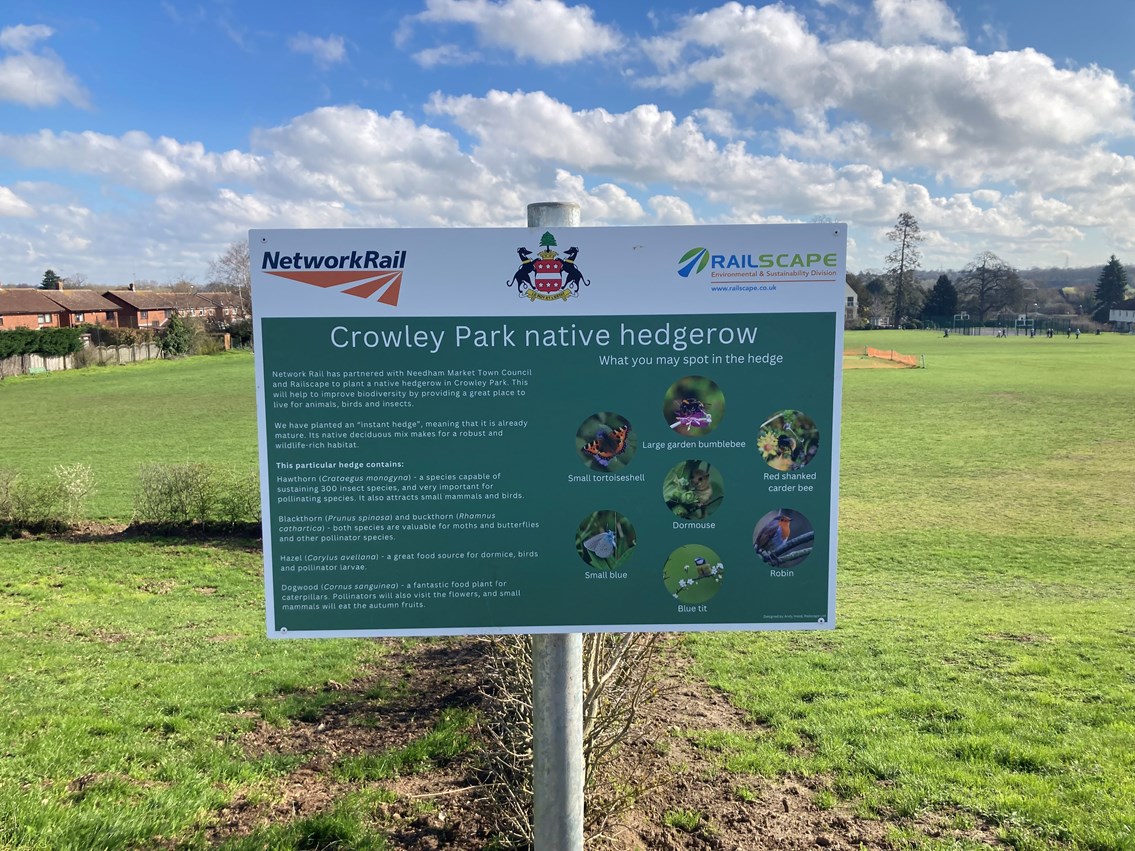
[1075,328,1081,339]
[943,329,949,337]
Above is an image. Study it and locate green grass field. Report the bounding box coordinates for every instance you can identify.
[0,351,258,520]
[688,330,1135,849]
[0,538,393,850]
[0,334,1133,849]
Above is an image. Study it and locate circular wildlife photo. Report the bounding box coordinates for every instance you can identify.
[575,510,636,569]
[757,409,820,471]
[662,375,725,437]
[752,508,814,569]
[662,544,724,605]
[576,412,636,472]
[662,460,725,520]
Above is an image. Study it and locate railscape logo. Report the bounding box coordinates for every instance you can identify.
[506,231,590,302]
[677,247,710,278]
[678,246,839,285]
[261,249,406,307]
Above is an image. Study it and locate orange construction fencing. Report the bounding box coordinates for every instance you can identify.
[844,346,922,367]
[865,346,920,367]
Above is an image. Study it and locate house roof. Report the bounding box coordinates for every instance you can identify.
[103,290,213,311]
[198,291,245,309]
[1112,298,1135,311]
[40,290,120,312]
[0,288,64,315]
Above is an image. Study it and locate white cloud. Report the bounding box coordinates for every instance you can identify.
[979,22,1008,52]
[288,33,347,67]
[0,129,262,194]
[403,0,621,65]
[0,24,54,52]
[690,108,751,139]
[0,24,88,108]
[799,44,1135,183]
[425,88,1135,266]
[638,5,1135,187]
[428,90,737,185]
[2,60,1135,283]
[873,0,964,46]
[648,195,696,224]
[5,91,1119,271]
[642,4,831,100]
[0,185,34,217]
[412,44,478,68]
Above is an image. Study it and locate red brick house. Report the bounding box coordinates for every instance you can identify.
[0,288,64,329]
[40,290,121,327]
[102,289,216,329]
[198,291,250,323]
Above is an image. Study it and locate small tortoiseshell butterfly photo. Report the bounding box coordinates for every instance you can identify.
[575,411,637,472]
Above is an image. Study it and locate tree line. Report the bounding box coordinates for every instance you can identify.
[31,240,250,314]
[19,231,1132,331]
[848,212,1130,327]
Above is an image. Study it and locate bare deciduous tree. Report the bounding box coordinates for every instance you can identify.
[957,251,1023,323]
[885,212,923,327]
[207,240,251,314]
[168,277,197,293]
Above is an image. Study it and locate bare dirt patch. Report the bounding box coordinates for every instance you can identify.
[207,637,1005,850]
[842,357,910,370]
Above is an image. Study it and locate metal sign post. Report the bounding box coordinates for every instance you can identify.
[527,202,585,851]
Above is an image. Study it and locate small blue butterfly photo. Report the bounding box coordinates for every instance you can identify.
[575,510,636,568]
[583,529,617,559]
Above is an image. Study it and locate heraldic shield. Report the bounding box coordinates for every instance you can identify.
[534,257,564,294]
[505,231,589,302]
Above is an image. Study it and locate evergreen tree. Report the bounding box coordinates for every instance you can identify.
[40,269,62,290]
[158,312,194,358]
[1092,255,1129,322]
[921,274,958,320]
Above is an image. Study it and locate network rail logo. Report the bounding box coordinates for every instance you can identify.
[261,249,406,307]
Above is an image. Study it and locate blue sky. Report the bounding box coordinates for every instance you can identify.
[1,0,1134,285]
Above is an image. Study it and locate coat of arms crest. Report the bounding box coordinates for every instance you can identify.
[506,231,589,301]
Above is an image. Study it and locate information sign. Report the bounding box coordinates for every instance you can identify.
[251,223,846,637]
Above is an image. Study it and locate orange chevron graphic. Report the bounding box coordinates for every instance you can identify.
[266,269,403,306]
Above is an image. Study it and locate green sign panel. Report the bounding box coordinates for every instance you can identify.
[252,224,845,636]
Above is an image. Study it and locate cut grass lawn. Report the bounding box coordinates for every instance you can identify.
[0,538,354,850]
[0,537,475,851]
[0,351,258,520]
[687,330,1135,849]
[0,333,1132,849]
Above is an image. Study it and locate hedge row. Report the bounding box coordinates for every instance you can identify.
[0,327,84,358]
[0,462,261,533]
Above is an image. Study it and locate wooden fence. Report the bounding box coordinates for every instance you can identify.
[0,343,163,378]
